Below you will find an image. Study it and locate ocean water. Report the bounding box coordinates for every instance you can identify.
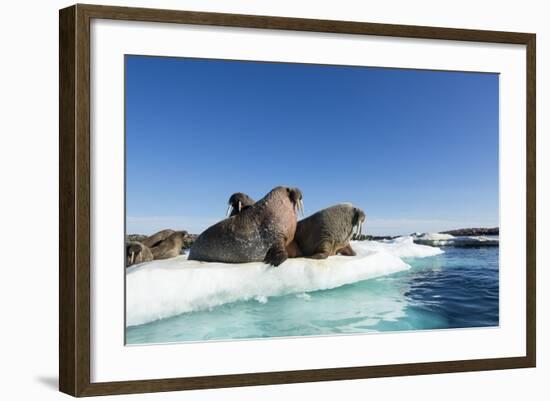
[126,240,498,344]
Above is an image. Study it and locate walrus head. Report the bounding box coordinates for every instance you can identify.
[352,207,366,237]
[126,242,144,266]
[287,187,304,216]
[226,192,255,216]
[173,230,189,240]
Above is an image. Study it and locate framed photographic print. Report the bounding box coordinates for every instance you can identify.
[59,4,536,397]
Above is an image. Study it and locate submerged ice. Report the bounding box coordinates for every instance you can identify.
[126,237,443,327]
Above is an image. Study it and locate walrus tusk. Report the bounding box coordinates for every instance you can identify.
[296,199,303,216]
[226,204,233,216]
[238,201,242,212]
[299,199,304,216]
[130,251,135,265]
[359,221,363,237]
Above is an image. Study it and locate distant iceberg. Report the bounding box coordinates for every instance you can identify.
[126,238,442,327]
[412,232,499,247]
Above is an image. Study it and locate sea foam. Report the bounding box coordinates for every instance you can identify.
[126,237,442,327]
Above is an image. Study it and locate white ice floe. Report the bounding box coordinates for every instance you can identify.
[126,237,442,327]
[357,236,444,259]
[413,232,499,247]
[415,233,455,241]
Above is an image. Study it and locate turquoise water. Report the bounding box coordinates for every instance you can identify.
[126,246,499,344]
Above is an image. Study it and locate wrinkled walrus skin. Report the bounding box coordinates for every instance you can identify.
[189,186,303,266]
[289,203,366,259]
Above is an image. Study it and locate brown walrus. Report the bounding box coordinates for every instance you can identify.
[189,186,304,266]
[150,231,188,260]
[126,229,188,266]
[142,229,175,248]
[288,203,366,259]
[126,241,154,266]
[226,192,255,217]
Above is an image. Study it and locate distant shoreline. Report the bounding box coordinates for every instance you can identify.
[440,227,499,236]
[127,227,499,249]
[353,227,499,241]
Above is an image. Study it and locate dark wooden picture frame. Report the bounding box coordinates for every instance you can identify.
[59,3,536,397]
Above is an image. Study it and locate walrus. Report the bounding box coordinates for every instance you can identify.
[150,230,188,260]
[126,241,153,267]
[222,191,301,257]
[142,229,175,248]
[226,192,255,217]
[126,229,188,266]
[288,203,366,259]
[189,186,304,266]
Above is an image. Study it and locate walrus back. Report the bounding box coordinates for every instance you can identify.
[188,216,268,263]
[295,204,356,256]
[189,186,300,265]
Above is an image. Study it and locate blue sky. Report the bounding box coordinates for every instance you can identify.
[125,55,499,235]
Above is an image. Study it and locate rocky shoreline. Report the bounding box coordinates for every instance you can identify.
[353,234,399,241]
[128,227,499,251]
[440,227,499,236]
[353,228,499,248]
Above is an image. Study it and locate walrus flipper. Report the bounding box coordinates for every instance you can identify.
[286,240,302,258]
[338,244,356,256]
[264,241,288,267]
[306,241,331,259]
[308,252,330,259]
